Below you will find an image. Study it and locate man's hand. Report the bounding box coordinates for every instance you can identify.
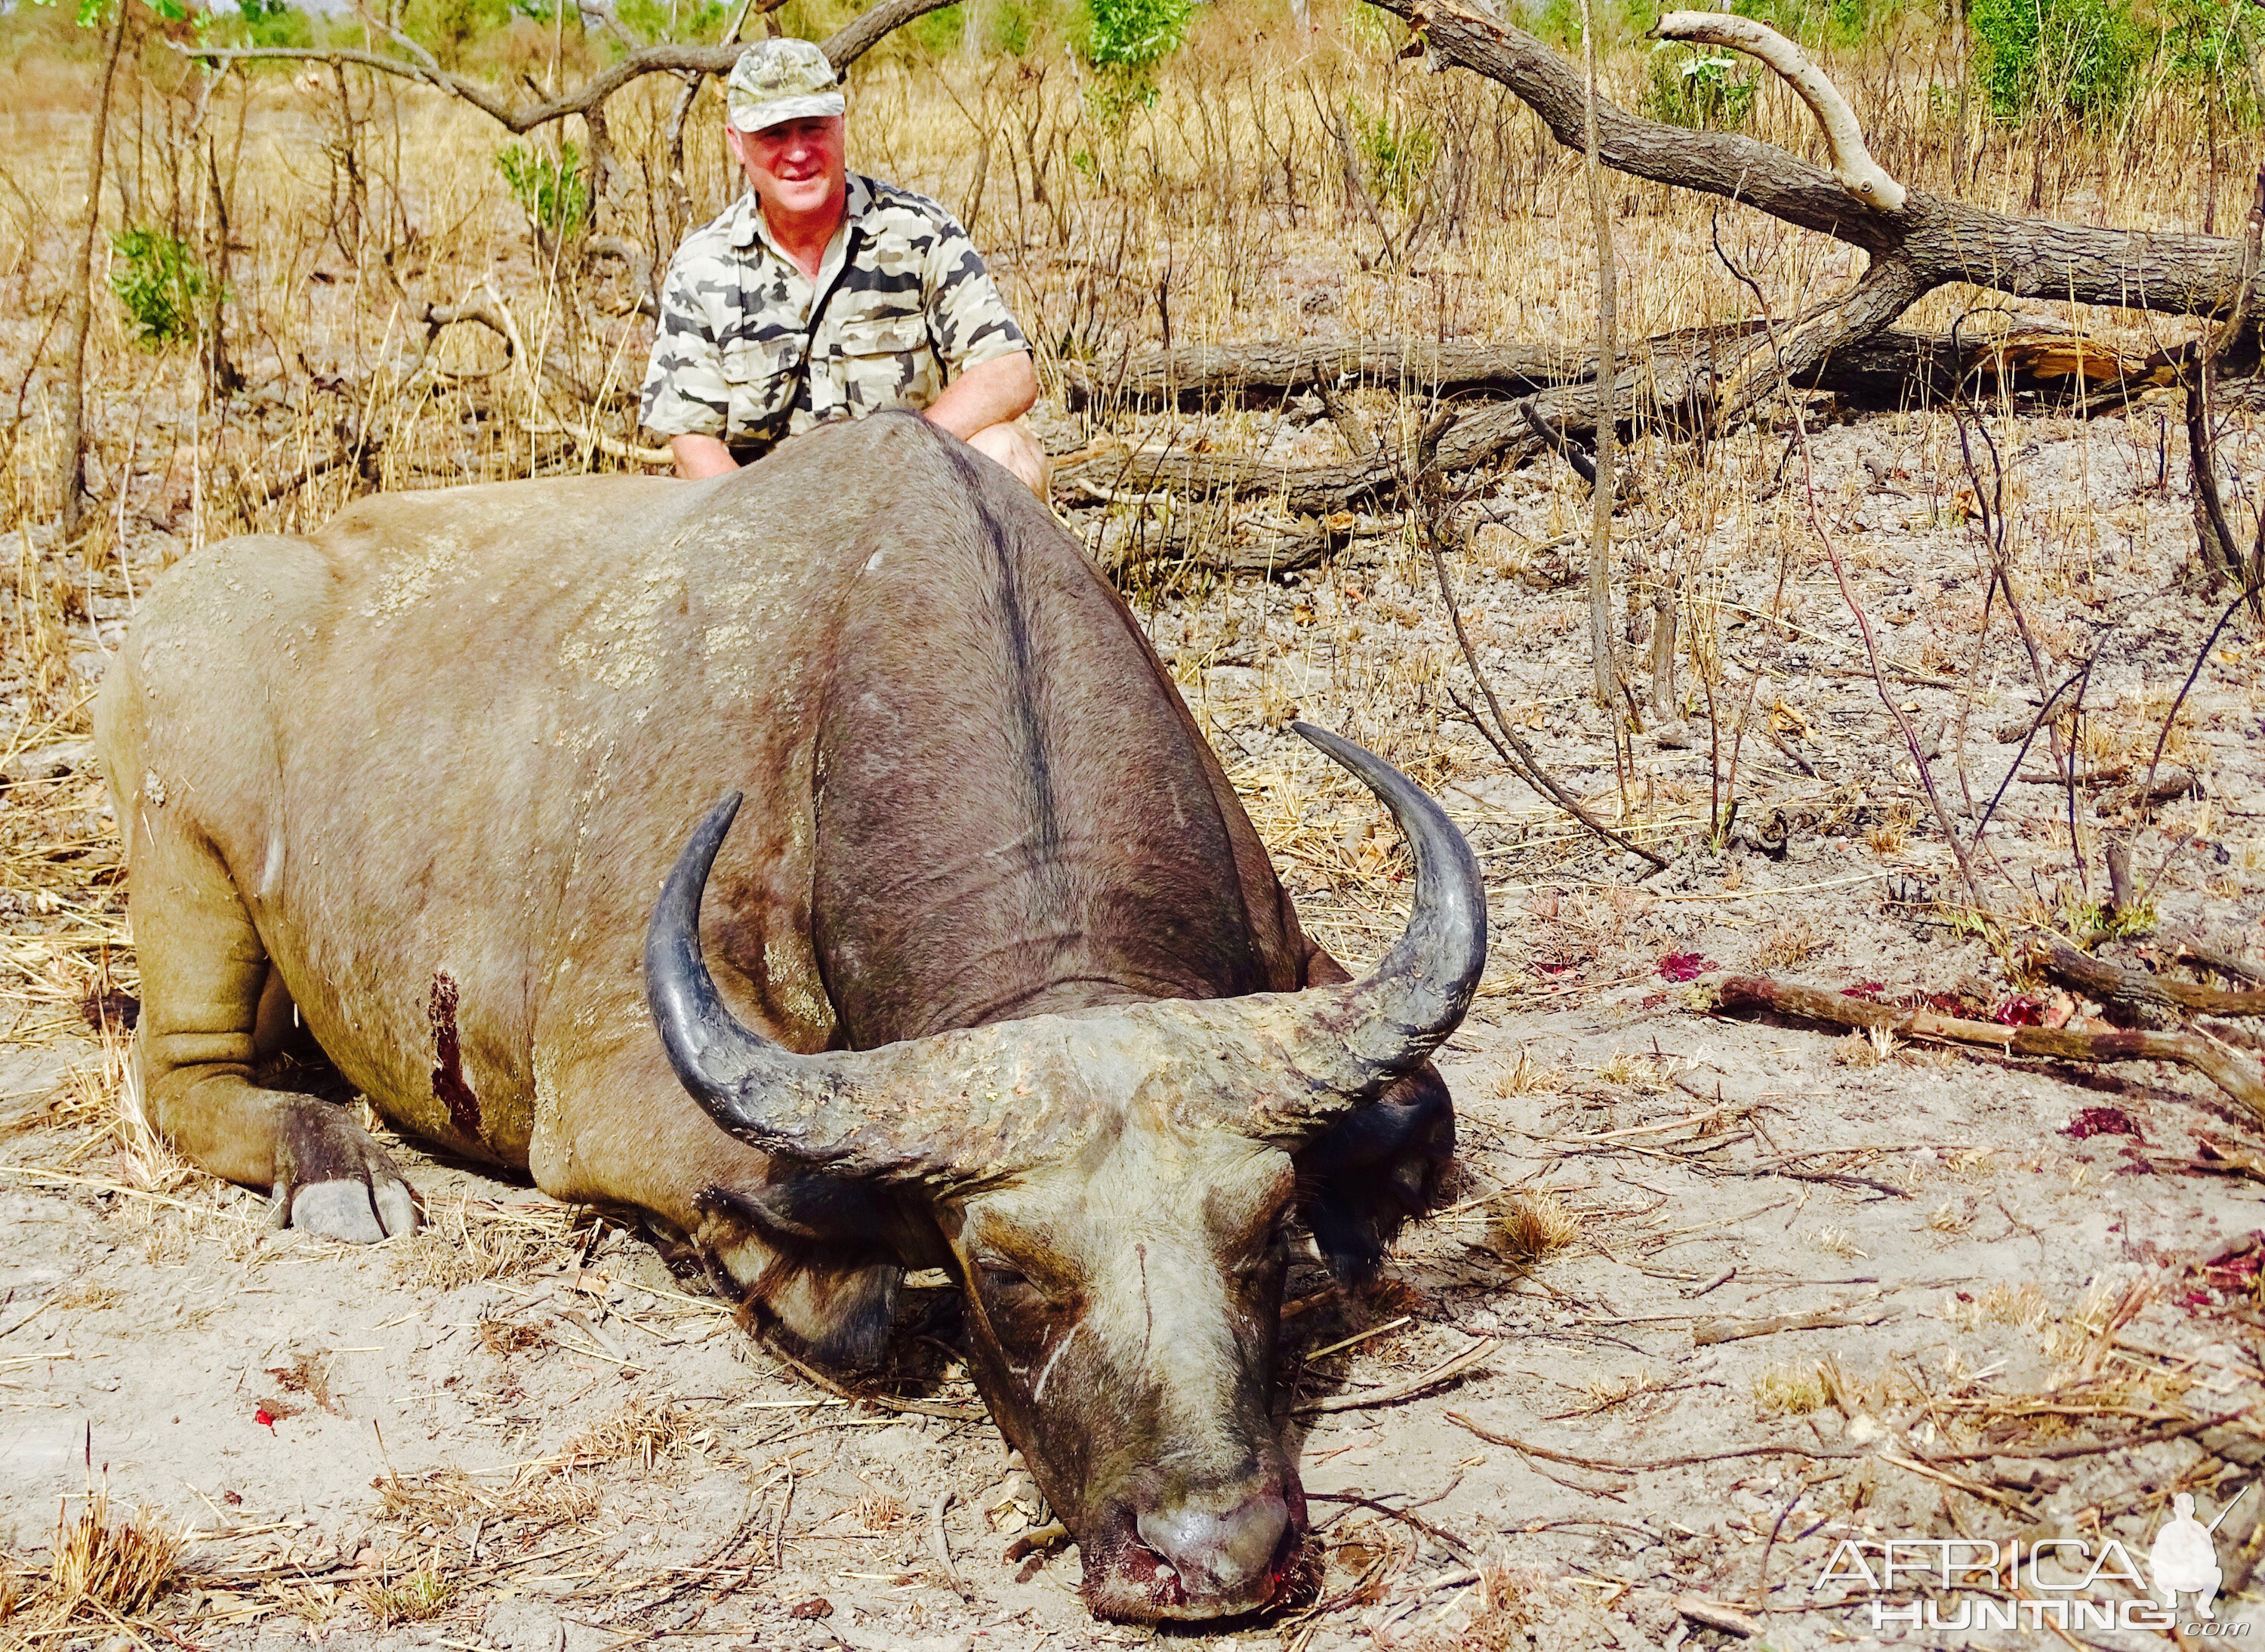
[923,352,1037,442]
[669,433,740,479]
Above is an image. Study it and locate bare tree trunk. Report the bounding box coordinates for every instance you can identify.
[1575,0,1616,708]
[56,0,132,540]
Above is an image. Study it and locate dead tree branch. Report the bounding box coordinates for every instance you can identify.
[1057,325,2182,418]
[1709,974,2265,1124]
[1651,11,1904,211]
[55,0,131,538]
[1371,0,2251,424]
[2026,938,2265,1019]
[179,0,959,133]
[2188,163,2265,604]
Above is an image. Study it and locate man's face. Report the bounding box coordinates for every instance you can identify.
[727,115,846,226]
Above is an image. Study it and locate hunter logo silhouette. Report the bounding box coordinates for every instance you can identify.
[2152,1484,2254,1620]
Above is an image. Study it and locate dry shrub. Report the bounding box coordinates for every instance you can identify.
[1490,1191,1579,1260]
[32,1485,188,1628]
[1753,917,1825,970]
[359,1564,455,1626]
[852,1490,909,1533]
[375,1464,599,1533]
[562,1398,706,1474]
[477,1318,547,1356]
[1753,1363,1831,1418]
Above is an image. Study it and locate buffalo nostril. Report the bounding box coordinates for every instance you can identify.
[1134,1490,1290,1594]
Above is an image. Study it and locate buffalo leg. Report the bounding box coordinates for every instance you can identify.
[530,1049,920,1367]
[127,814,416,1241]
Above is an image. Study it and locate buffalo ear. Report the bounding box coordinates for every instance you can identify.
[695,1177,945,1370]
[1293,1065,1454,1285]
[730,1173,896,1245]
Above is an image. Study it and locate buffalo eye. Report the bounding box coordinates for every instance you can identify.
[978,1261,1068,1314]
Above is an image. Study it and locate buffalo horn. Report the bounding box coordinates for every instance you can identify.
[1272,723,1487,1107]
[645,793,881,1167]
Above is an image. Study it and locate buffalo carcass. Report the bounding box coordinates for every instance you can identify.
[95,411,1485,1623]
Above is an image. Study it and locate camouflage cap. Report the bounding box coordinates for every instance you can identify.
[726,38,845,134]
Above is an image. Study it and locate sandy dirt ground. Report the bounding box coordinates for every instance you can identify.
[5,395,2265,1650]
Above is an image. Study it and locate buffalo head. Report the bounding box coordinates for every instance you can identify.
[644,723,1484,1620]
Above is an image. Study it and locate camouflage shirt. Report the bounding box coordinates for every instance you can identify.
[639,174,1028,456]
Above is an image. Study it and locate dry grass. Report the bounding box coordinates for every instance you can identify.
[1490,1046,1564,1099]
[852,1490,911,1533]
[9,1484,190,1634]
[1809,1223,1866,1259]
[1753,916,1826,971]
[1567,1367,1659,1418]
[1945,1282,2050,1335]
[1928,1197,1975,1233]
[1753,1362,1832,1418]
[387,1196,583,1290]
[374,1462,599,1534]
[560,1396,714,1475]
[1490,1190,1579,1259]
[357,1563,457,1626]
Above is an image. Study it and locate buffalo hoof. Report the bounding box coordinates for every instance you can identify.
[268,1098,419,1241]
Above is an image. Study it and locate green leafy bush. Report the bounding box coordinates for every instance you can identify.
[2155,0,2263,125]
[496,142,587,246]
[1726,0,1918,48]
[908,1,966,52]
[615,0,726,39]
[399,0,510,66]
[988,0,1048,54]
[109,227,213,348]
[1641,42,1758,129]
[1346,97,1438,208]
[1968,0,2146,124]
[1078,0,1189,71]
[236,0,311,47]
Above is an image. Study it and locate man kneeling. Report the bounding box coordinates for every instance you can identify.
[639,38,1046,494]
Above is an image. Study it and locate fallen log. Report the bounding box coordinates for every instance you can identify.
[2026,938,2265,1019]
[1367,0,2248,429]
[1056,338,1587,408]
[2171,935,2265,988]
[1055,325,2182,415]
[1051,399,1542,512]
[1707,974,2265,1123]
